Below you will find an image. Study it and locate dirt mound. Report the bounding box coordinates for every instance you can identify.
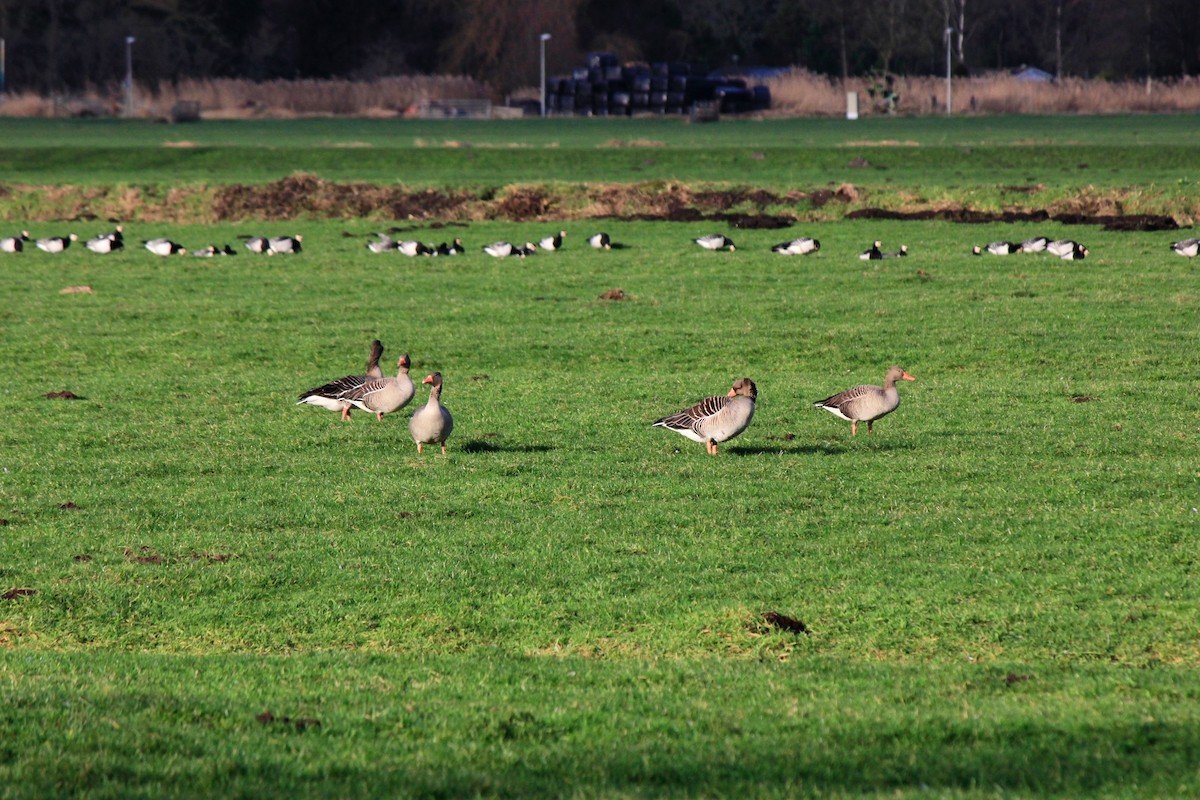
[846,207,1175,229]
[214,173,471,221]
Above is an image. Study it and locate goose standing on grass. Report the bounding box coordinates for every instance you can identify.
[814,366,916,436]
[143,238,187,256]
[0,231,30,253]
[297,350,413,421]
[771,236,820,255]
[858,241,883,260]
[538,230,566,251]
[409,372,454,454]
[1019,236,1049,253]
[36,233,78,253]
[973,241,1019,255]
[653,378,757,455]
[694,233,736,251]
[295,340,386,418]
[268,235,302,254]
[1171,238,1199,257]
[245,236,270,254]
[588,232,612,250]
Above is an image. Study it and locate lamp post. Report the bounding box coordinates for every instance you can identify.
[1,38,7,97]
[124,35,135,117]
[539,33,551,117]
[944,27,953,115]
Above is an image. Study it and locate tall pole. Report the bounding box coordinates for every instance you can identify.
[124,36,135,117]
[944,27,953,115]
[1,38,6,96]
[539,33,551,118]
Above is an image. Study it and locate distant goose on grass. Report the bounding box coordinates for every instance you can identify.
[36,234,78,253]
[143,238,187,256]
[653,378,757,455]
[588,232,612,250]
[435,238,465,256]
[244,236,270,254]
[1019,236,1049,253]
[483,241,515,258]
[1,231,30,253]
[268,235,302,254]
[514,242,538,257]
[538,230,566,251]
[409,372,454,454]
[883,244,909,257]
[1171,238,1199,257]
[396,240,432,257]
[192,244,237,257]
[367,233,398,253]
[297,351,414,422]
[1047,239,1086,259]
[694,233,736,251]
[973,241,1019,255]
[814,365,916,436]
[858,241,883,260]
[771,236,820,255]
[86,234,123,254]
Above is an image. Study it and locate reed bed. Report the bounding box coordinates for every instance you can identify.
[4,72,1200,118]
[763,68,1200,116]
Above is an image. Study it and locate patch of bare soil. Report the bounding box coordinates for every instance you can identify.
[45,390,81,399]
[847,207,1177,230]
[214,173,473,221]
[599,288,627,301]
[761,611,809,635]
[2,588,37,600]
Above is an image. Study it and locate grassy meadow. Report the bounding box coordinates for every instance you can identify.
[1,116,1200,797]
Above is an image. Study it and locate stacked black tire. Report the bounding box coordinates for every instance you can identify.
[545,53,770,117]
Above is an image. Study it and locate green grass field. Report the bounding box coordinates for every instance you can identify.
[2,117,1199,797]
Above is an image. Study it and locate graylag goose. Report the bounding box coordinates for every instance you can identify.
[694,233,736,251]
[297,347,413,421]
[653,378,757,454]
[814,366,915,435]
[409,372,454,454]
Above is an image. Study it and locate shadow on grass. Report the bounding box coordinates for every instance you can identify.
[461,440,553,454]
[728,440,915,455]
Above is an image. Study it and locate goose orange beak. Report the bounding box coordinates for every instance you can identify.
[901,372,916,381]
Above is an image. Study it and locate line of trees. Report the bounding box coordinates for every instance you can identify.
[0,0,1196,94]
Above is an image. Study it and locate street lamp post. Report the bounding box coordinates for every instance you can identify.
[944,27,953,115]
[124,36,135,117]
[539,33,551,118]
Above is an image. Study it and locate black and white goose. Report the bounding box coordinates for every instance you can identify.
[435,238,465,256]
[883,244,909,257]
[1047,239,1087,260]
[193,244,236,257]
[1019,236,1049,253]
[396,240,432,257]
[858,241,883,260]
[514,242,538,257]
[588,232,612,250]
[143,238,187,256]
[0,231,30,253]
[36,234,78,253]
[86,226,125,254]
[771,236,820,255]
[1170,238,1199,257]
[245,236,270,254]
[694,233,735,251]
[268,235,302,254]
[538,230,566,251]
[972,241,1019,256]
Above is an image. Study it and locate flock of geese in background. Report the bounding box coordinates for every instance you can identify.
[8,222,1197,453]
[6,222,1200,261]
